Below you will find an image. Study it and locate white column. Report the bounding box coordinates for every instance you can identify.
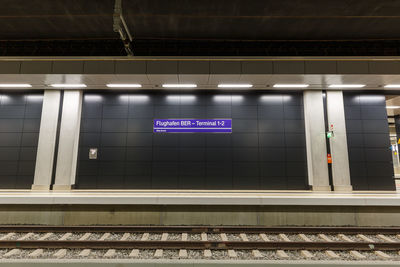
[32,90,61,190]
[53,90,83,190]
[326,91,352,191]
[303,91,331,191]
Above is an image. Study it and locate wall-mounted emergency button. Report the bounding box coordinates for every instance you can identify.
[89,148,98,159]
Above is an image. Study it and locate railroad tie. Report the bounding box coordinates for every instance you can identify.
[259,233,269,241]
[28,249,43,258]
[276,250,289,258]
[201,232,207,241]
[141,233,149,241]
[53,249,67,259]
[3,249,20,258]
[5,232,36,257]
[350,250,366,259]
[55,233,71,258]
[178,249,188,258]
[29,233,52,258]
[100,233,110,240]
[338,234,354,243]
[179,233,188,258]
[59,232,72,240]
[202,234,211,258]
[314,233,339,258]
[104,249,116,258]
[103,232,118,258]
[220,233,228,241]
[129,249,139,258]
[18,232,34,240]
[79,233,92,241]
[228,249,237,258]
[252,250,263,258]
[375,251,391,259]
[338,234,364,259]
[154,249,163,258]
[298,234,312,242]
[38,232,53,240]
[203,249,212,258]
[377,234,395,243]
[325,250,340,258]
[318,234,333,242]
[240,233,249,242]
[0,233,15,240]
[121,233,130,241]
[77,233,93,257]
[357,234,374,243]
[300,250,314,258]
[279,234,291,242]
[79,249,91,257]
[181,233,188,241]
[153,233,169,258]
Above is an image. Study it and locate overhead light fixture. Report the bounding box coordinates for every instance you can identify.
[0,84,32,88]
[106,84,142,88]
[273,84,309,88]
[50,84,87,88]
[218,84,253,88]
[384,84,400,88]
[162,84,197,88]
[386,106,400,109]
[328,84,365,88]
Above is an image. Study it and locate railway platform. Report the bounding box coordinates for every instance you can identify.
[0,190,398,227]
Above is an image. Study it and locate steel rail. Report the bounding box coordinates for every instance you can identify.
[2,240,400,251]
[0,225,399,234]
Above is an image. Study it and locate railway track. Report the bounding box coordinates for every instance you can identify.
[0,226,399,260]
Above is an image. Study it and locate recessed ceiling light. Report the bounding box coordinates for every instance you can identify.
[328,84,365,88]
[50,84,87,88]
[217,84,253,88]
[386,106,400,109]
[0,84,32,88]
[384,84,400,88]
[162,84,197,88]
[106,84,142,88]
[273,84,309,88]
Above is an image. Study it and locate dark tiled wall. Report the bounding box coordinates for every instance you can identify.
[344,93,395,190]
[0,92,42,189]
[76,92,308,190]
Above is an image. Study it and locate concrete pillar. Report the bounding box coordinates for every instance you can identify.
[32,90,61,190]
[53,90,83,190]
[303,91,330,191]
[326,91,352,191]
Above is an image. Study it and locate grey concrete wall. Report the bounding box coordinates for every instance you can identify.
[0,205,398,227]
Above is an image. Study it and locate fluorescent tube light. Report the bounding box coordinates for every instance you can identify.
[218,84,253,88]
[50,84,87,88]
[162,84,197,88]
[384,84,400,88]
[328,84,365,88]
[106,84,142,88]
[386,106,400,109]
[273,84,309,88]
[0,84,32,88]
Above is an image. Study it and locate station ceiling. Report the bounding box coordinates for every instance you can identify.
[2,0,400,56]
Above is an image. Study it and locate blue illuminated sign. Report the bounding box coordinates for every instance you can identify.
[153,119,232,133]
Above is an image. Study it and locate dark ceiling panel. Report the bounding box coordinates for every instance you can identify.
[1,0,400,41]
